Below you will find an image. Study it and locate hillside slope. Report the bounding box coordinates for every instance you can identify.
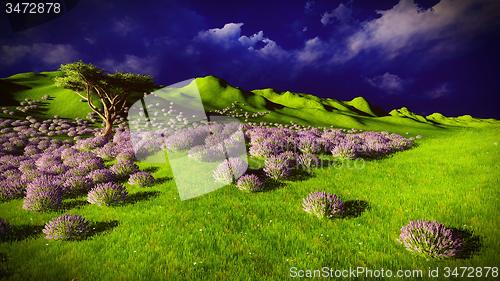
[1,72,498,133]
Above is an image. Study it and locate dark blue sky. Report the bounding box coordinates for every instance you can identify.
[1,0,500,118]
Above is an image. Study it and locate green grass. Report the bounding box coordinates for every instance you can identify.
[1,72,499,280]
[1,126,499,280]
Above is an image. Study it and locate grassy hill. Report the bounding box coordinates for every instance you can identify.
[1,72,498,135]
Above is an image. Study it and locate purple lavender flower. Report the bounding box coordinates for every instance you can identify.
[87,169,115,184]
[213,157,247,184]
[42,214,90,240]
[236,174,263,192]
[297,134,322,154]
[263,152,295,180]
[87,182,127,206]
[302,191,344,218]
[23,175,62,211]
[128,172,155,187]
[297,153,320,170]
[400,220,463,258]
[75,135,109,151]
[62,176,93,197]
[110,161,139,180]
[0,178,26,201]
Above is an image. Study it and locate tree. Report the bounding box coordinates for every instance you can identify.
[55,61,156,136]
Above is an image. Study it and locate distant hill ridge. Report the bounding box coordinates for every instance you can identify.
[1,72,498,132]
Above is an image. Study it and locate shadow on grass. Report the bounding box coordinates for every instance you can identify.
[155,176,173,184]
[88,220,119,238]
[287,169,313,181]
[142,167,159,173]
[341,200,369,218]
[1,224,44,242]
[452,228,482,259]
[124,191,160,205]
[61,198,88,210]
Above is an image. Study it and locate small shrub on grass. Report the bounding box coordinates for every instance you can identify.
[128,172,155,187]
[87,169,115,184]
[87,182,127,206]
[0,179,26,201]
[236,174,263,192]
[0,218,9,237]
[22,176,62,211]
[400,220,463,258]
[212,157,247,184]
[62,176,92,197]
[42,214,90,240]
[263,153,294,180]
[110,161,139,180]
[302,191,344,218]
[297,153,320,170]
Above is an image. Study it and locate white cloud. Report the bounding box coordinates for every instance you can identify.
[321,3,352,26]
[341,0,500,60]
[296,37,326,64]
[238,31,264,47]
[251,38,288,59]
[196,23,244,47]
[427,83,450,99]
[196,23,289,59]
[366,72,405,94]
[0,43,78,66]
[102,55,157,75]
[112,17,136,36]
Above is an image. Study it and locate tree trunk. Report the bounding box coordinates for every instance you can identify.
[101,118,113,136]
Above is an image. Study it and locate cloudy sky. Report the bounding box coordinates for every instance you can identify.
[1,0,500,118]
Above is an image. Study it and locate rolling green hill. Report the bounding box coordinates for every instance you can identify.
[1,72,498,133]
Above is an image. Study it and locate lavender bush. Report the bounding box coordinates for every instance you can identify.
[297,153,320,170]
[302,191,344,218]
[213,157,247,184]
[400,220,463,258]
[42,214,90,240]
[128,172,155,187]
[87,182,127,206]
[62,176,92,197]
[0,178,26,201]
[23,175,62,211]
[263,153,294,180]
[236,174,263,192]
[87,169,115,184]
[110,161,139,180]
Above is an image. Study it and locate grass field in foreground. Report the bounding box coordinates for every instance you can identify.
[0,125,499,280]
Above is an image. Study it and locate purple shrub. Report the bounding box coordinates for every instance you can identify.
[330,140,363,160]
[400,220,463,258]
[212,157,247,184]
[42,214,90,240]
[87,169,115,184]
[236,174,263,192]
[75,136,109,151]
[62,176,92,197]
[302,191,344,218]
[128,172,155,187]
[0,178,26,201]
[77,157,105,174]
[87,182,127,206]
[110,161,139,180]
[297,153,320,170]
[263,152,294,180]
[297,134,322,154]
[23,175,62,211]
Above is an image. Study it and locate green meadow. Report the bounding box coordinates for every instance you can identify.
[0,72,499,280]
